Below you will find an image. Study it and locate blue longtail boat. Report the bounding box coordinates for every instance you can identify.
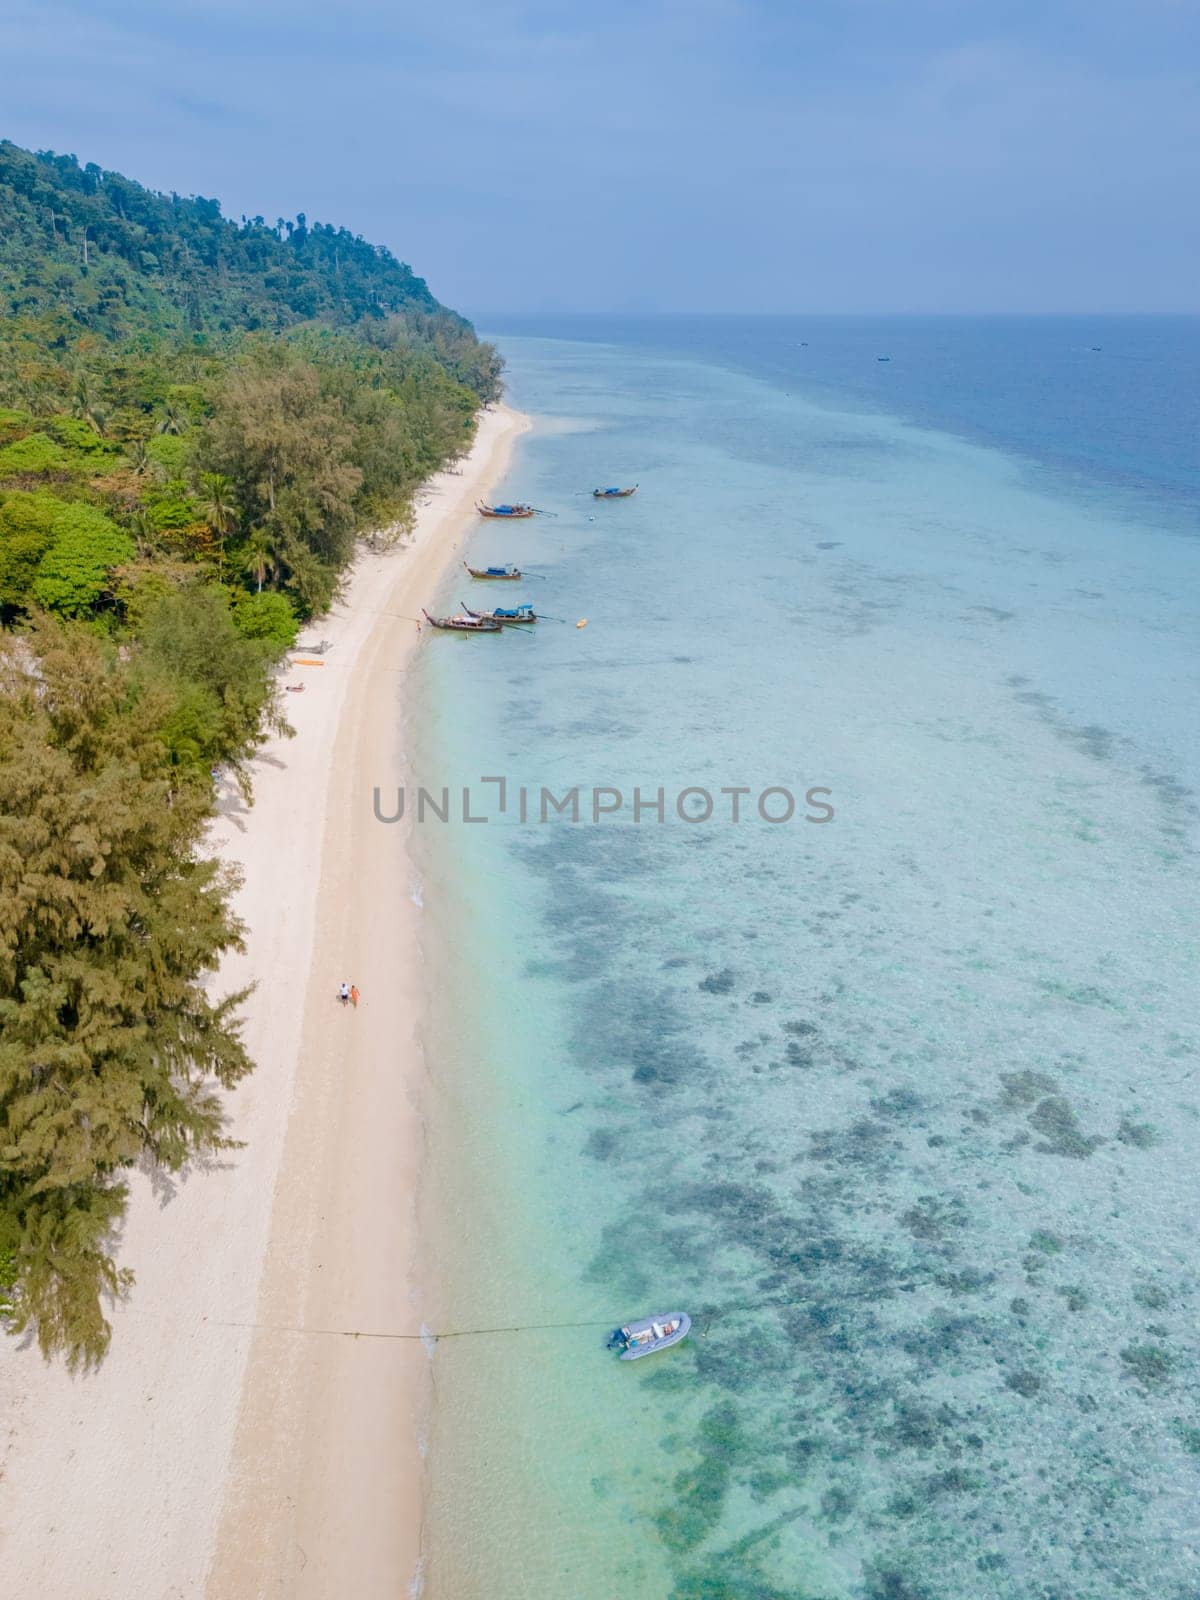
[477,501,535,518]
[463,561,522,580]
[462,601,537,626]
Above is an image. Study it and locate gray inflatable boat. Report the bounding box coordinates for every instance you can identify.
[608,1312,691,1360]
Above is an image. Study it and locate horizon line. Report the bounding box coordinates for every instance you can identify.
[471,308,1200,321]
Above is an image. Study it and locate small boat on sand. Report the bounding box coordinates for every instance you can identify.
[608,1312,691,1360]
[464,562,523,580]
[462,601,537,626]
[593,485,638,499]
[421,607,502,633]
[477,501,535,519]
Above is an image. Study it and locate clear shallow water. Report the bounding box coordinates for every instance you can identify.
[406,319,1200,1599]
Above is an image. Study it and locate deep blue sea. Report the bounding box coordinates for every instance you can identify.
[405,317,1200,1600]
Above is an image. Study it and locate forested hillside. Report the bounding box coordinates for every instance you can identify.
[0,140,499,393]
[0,140,501,1365]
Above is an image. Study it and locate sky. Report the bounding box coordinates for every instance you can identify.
[2,0,1198,317]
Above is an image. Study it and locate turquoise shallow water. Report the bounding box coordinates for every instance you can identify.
[405,320,1200,1599]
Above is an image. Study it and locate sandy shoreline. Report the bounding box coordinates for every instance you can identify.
[0,403,530,1599]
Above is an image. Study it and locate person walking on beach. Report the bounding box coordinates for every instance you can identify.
[349,984,360,1008]
[338,982,350,1006]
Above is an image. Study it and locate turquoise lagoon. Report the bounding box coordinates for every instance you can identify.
[403,320,1200,1599]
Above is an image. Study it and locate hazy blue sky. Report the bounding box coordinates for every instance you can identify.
[3,0,1198,316]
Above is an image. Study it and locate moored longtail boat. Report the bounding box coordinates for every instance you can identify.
[477,501,536,518]
[462,601,538,626]
[421,607,502,633]
[463,561,523,580]
[592,485,638,498]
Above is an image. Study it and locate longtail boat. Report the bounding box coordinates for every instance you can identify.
[477,501,535,518]
[464,561,522,580]
[592,485,638,498]
[421,607,502,634]
[462,601,537,626]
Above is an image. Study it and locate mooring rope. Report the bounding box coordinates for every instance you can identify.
[200,1315,613,1343]
[200,1273,944,1346]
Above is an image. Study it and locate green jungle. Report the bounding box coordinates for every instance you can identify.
[0,138,500,1365]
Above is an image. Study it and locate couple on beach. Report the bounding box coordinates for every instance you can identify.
[337,982,360,1007]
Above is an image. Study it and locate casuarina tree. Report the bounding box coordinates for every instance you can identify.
[0,618,253,1367]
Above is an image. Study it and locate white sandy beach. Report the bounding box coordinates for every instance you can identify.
[0,403,530,1599]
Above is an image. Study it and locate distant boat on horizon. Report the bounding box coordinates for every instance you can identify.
[877,355,891,362]
[592,484,638,498]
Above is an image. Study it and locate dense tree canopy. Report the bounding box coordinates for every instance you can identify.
[0,141,499,624]
[0,622,252,1366]
[30,504,133,617]
[0,138,502,1363]
[0,139,502,404]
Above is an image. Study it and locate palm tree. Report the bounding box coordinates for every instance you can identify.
[196,473,239,576]
[197,473,239,538]
[241,527,280,594]
[155,399,189,436]
[71,372,106,436]
[17,378,51,417]
[128,509,161,559]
